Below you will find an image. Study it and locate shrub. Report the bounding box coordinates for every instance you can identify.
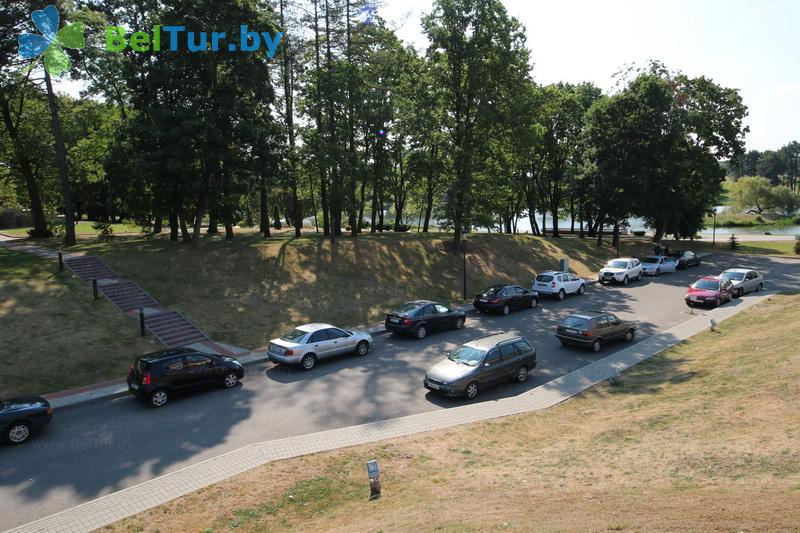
[795,236,800,256]
[381,222,393,231]
[92,221,114,241]
[728,233,739,250]
[632,230,646,237]
[394,223,411,232]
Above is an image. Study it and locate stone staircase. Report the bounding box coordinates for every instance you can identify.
[98,280,159,313]
[64,255,119,283]
[144,310,209,347]
[62,253,209,348]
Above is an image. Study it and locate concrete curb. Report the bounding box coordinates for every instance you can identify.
[8,292,775,533]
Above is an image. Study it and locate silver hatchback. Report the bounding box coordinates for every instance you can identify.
[268,323,373,370]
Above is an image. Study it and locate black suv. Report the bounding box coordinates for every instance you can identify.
[385,300,466,339]
[556,312,637,353]
[127,348,245,408]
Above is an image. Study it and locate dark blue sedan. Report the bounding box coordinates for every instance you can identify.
[1,397,52,445]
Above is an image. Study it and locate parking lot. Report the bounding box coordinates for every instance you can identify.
[1,253,798,530]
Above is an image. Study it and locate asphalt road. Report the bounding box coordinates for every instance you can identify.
[1,253,798,530]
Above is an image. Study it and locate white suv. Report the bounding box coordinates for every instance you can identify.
[598,258,643,285]
[533,271,586,300]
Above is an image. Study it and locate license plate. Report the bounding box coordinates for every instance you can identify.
[479,299,488,302]
[427,382,440,390]
[130,383,139,390]
[390,317,400,323]
[565,328,577,334]
[689,296,699,301]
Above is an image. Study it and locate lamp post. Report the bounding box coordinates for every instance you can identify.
[712,211,717,246]
[462,232,468,301]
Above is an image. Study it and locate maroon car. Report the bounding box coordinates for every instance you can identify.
[685,276,734,308]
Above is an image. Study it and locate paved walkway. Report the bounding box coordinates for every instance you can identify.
[6,292,773,533]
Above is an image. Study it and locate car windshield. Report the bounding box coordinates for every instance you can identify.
[692,280,720,290]
[281,329,307,342]
[607,260,628,269]
[721,271,745,281]
[392,302,420,315]
[641,257,660,264]
[560,316,589,330]
[447,345,486,367]
[535,274,553,282]
[481,285,503,296]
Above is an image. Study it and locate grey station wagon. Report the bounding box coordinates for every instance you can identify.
[423,332,537,400]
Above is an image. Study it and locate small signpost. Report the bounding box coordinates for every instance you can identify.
[366,459,381,499]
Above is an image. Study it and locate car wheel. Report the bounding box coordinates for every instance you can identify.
[622,276,629,286]
[515,365,529,383]
[454,316,465,329]
[223,373,239,388]
[655,268,661,276]
[591,339,602,353]
[577,284,586,295]
[696,259,702,267]
[150,389,169,408]
[416,325,428,339]
[5,421,31,445]
[559,340,569,346]
[530,297,538,308]
[356,340,370,355]
[624,329,635,342]
[301,353,317,370]
[757,283,763,292]
[465,381,479,400]
[557,289,565,301]
[636,272,643,281]
[502,304,510,315]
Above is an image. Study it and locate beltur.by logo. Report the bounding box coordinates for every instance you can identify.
[106,25,283,58]
[18,5,85,76]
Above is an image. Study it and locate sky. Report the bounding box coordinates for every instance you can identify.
[379,0,800,152]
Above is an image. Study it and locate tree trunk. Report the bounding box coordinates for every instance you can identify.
[312,0,329,237]
[0,89,49,237]
[260,174,271,237]
[153,215,162,234]
[324,0,341,240]
[207,204,219,235]
[43,70,76,245]
[191,191,206,246]
[424,174,435,232]
[222,163,234,241]
[273,206,282,229]
[179,209,191,243]
[169,209,179,241]
[280,0,301,238]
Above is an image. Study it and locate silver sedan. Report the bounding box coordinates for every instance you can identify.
[640,256,678,276]
[267,323,373,370]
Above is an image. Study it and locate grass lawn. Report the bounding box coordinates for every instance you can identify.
[0,248,158,397]
[28,231,640,350]
[691,239,798,256]
[106,294,800,533]
[717,179,735,205]
[0,221,141,238]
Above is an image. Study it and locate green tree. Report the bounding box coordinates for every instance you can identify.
[730,176,775,214]
[423,0,530,247]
